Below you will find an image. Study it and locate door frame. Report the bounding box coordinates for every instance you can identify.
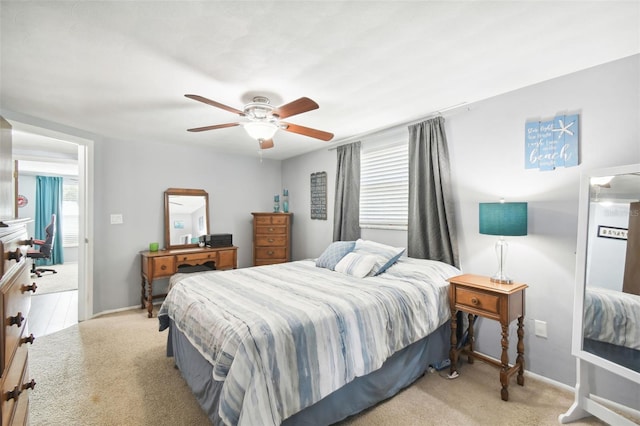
[4,116,94,321]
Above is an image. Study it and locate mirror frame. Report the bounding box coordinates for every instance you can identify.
[164,188,210,250]
[572,163,640,384]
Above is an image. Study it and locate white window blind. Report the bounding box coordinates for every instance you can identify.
[62,181,79,247]
[359,142,408,230]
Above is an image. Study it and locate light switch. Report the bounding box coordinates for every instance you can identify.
[110,214,123,225]
[534,320,547,338]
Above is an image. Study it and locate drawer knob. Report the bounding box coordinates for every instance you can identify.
[471,297,480,306]
[21,282,38,293]
[268,227,274,232]
[20,333,35,345]
[161,265,167,271]
[8,312,24,328]
[23,379,36,391]
[268,239,274,243]
[7,248,22,262]
[5,386,21,401]
[267,250,274,255]
[20,238,34,247]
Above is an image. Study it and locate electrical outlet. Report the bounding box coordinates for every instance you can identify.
[110,214,123,225]
[534,320,548,338]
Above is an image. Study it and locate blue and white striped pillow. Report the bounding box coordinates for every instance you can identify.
[352,239,406,276]
[334,252,378,278]
[315,241,356,270]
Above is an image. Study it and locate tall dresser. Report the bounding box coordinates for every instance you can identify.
[252,213,292,266]
[0,218,37,426]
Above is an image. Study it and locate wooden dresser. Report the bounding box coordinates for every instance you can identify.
[140,246,238,318]
[0,218,37,426]
[252,212,292,266]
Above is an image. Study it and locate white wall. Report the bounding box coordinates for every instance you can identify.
[283,54,640,406]
[92,137,282,313]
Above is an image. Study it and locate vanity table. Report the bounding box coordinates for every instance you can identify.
[140,246,237,318]
[140,187,238,318]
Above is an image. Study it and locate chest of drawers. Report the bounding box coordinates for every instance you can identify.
[1,219,37,426]
[252,213,292,266]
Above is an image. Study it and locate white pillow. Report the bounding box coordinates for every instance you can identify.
[334,252,378,278]
[352,239,406,276]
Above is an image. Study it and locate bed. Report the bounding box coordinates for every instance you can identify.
[582,286,640,373]
[158,245,461,425]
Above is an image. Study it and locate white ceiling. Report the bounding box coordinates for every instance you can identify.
[2,1,639,160]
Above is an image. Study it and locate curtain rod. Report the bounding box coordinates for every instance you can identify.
[327,102,469,151]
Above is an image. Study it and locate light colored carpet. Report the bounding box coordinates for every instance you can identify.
[31,262,78,295]
[29,309,623,426]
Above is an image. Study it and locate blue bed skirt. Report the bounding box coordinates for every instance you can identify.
[167,319,451,425]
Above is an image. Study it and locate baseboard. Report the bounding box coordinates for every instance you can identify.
[90,301,165,320]
[91,304,147,319]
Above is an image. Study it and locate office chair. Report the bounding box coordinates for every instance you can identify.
[27,214,58,277]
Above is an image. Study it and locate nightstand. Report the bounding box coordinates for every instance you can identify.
[448,273,528,401]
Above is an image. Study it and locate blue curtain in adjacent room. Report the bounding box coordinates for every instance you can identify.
[35,175,64,265]
[407,117,459,267]
[333,142,361,241]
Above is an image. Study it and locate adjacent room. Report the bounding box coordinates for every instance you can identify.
[0,1,638,425]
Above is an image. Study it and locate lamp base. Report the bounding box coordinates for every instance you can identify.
[491,237,513,284]
[490,275,513,284]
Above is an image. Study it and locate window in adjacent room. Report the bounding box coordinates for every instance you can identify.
[62,179,79,247]
[360,141,408,230]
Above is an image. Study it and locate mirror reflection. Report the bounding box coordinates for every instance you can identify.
[583,171,640,373]
[164,188,209,249]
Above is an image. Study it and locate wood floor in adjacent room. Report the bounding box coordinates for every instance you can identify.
[30,290,78,338]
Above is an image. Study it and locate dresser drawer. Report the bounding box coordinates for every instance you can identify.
[270,215,289,225]
[255,247,286,260]
[1,342,28,426]
[216,250,236,270]
[255,225,287,235]
[2,269,31,374]
[150,256,175,278]
[254,259,287,266]
[454,287,500,316]
[255,236,287,247]
[254,216,273,225]
[176,252,217,264]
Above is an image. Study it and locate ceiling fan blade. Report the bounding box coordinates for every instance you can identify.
[281,122,334,141]
[187,122,240,132]
[258,139,275,149]
[185,94,245,116]
[274,97,319,119]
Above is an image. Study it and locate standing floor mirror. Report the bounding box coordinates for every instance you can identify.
[560,164,640,425]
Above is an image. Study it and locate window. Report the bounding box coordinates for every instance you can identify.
[359,141,408,230]
[62,180,79,247]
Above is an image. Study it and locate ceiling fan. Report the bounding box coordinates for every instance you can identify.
[185,94,334,150]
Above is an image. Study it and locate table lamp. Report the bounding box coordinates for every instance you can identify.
[479,201,528,284]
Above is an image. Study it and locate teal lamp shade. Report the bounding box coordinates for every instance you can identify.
[479,202,528,236]
[479,202,527,283]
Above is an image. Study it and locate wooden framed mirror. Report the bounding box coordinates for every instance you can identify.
[164,188,209,250]
[561,164,640,424]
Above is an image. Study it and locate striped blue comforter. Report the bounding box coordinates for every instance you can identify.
[158,257,460,426]
[583,286,640,350]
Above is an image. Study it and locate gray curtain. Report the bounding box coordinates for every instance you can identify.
[408,117,459,267]
[333,142,361,241]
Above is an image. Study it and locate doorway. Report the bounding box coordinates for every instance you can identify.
[11,122,93,334]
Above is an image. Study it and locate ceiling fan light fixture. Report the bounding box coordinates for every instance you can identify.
[243,121,278,141]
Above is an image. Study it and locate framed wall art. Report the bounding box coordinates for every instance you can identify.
[310,171,327,220]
